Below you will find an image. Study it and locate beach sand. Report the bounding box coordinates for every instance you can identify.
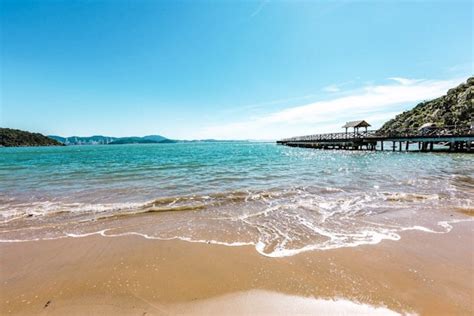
[1,221,473,315]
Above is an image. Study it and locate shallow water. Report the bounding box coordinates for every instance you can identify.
[1,142,473,256]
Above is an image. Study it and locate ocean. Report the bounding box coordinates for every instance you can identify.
[1,142,472,257]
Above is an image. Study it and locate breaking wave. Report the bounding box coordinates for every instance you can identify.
[1,187,472,257]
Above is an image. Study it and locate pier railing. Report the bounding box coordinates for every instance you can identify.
[279,130,377,142]
[279,125,473,143]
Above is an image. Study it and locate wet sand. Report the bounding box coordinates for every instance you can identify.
[1,221,473,315]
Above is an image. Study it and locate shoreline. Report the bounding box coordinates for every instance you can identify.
[1,221,473,315]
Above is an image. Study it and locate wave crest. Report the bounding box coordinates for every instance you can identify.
[1,186,472,257]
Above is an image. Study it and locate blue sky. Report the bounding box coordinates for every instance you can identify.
[1,0,472,140]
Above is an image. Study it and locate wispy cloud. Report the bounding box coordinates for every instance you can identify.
[322,80,354,93]
[388,77,423,85]
[197,77,466,140]
[445,62,473,74]
[250,0,270,18]
[222,93,321,114]
[322,85,340,93]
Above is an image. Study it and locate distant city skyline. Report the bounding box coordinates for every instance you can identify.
[1,0,472,140]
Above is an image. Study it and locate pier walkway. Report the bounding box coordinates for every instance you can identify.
[277,125,474,153]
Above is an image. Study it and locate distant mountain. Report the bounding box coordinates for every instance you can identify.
[158,138,178,143]
[109,137,165,145]
[49,134,176,145]
[178,139,247,143]
[142,135,168,142]
[0,128,64,147]
[49,135,118,145]
[47,134,243,145]
[378,77,473,135]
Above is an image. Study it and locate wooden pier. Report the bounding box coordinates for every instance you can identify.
[277,121,474,153]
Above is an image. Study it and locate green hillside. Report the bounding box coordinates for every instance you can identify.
[0,128,64,147]
[378,77,473,135]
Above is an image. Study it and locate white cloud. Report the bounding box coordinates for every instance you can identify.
[388,77,422,85]
[197,77,466,140]
[322,85,340,93]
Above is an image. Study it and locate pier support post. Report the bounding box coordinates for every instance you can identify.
[380,141,384,151]
[405,141,409,151]
[392,141,396,152]
[421,142,426,152]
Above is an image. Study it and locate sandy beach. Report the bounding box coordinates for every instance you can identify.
[1,220,472,315]
[2,0,474,315]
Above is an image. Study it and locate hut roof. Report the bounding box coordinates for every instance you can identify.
[342,120,371,128]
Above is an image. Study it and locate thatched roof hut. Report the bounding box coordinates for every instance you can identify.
[342,120,371,129]
[342,120,371,133]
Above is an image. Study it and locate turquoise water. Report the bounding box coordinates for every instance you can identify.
[1,142,473,256]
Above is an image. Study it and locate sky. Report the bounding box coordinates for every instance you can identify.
[1,0,472,140]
